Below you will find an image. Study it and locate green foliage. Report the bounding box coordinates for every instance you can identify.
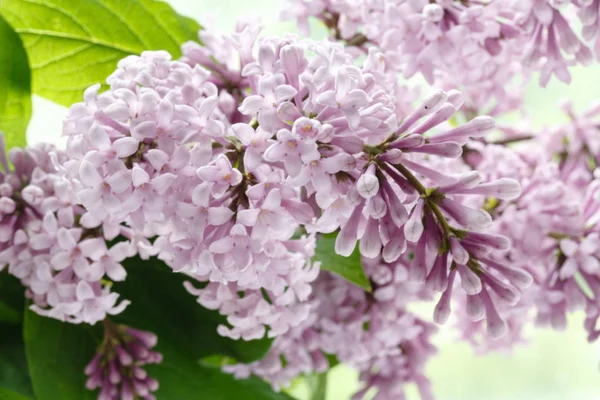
[22,256,289,399]
[306,373,327,400]
[0,274,32,397]
[0,274,24,325]
[0,0,201,107]
[0,387,33,400]
[0,14,31,150]
[0,324,34,398]
[113,256,274,364]
[24,311,100,400]
[314,233,372,291]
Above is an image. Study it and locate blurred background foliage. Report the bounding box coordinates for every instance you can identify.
[25,1,600,399]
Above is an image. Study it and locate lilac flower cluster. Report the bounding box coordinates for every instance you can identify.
[225,257,437,400]
[282,0,600,114]
[4,2,600,398]
[0,18,532,398]
[182,25,528,340]
[445,100,600,353]
[0,137,131,324]
[85,322,161,400]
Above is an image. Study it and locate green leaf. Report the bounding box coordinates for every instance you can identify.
[0,387,33,400]
[314,233,372,292]
[0,273,25,325]
[0,14,31,150]
[306,373,327,400]
[144,356,293,400]
[0,302,19,324]
[24,256,292,400]
[0,0,201,107]
[0,324,33,398]
[113,256,274,364]
[24,310,99,400]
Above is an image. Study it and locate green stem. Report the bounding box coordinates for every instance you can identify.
[393,162,427,194]
[487,135,534,146]
[307,372,328,400]
[393,162,451,239]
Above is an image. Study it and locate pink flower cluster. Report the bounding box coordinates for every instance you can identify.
[5,3,600,398]
[446,100,600,353]
[85,323,162,400]
[0,137,131,324]
[1,17,533,399]
[225,256,437,400]
[180,24,528,341]
[282,0,600,114]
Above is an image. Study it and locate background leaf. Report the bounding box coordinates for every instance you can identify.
[24,310,99,400]
[0,14,31,150]
[314,233,372,292]
[0,324,34,398]
[0,274,32,397]
[24,257,291,399]
[0,273,24,325]
[113,256,274,364]
[0,387,33,400]
[143,354,293,400]
[306,373,327,400]
[0,0,201,107]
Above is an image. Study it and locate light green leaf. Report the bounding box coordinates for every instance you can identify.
[0,0,201,107]
[306,373,327,400]
[315,233,372,292]
[0,14,31,150]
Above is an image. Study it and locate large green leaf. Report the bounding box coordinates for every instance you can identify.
[0,0,201,107]
[0,324,34,398]
[0,387,33,400]
[0,273,25,325]
[0,14,31,150]
[24,256,293,400]
[144,353,293,400]
[113,256,274,364]
[24,311,99,400]
[314,233,372,292]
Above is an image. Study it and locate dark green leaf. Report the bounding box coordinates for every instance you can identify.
[198,354,237,368]
[0,302,19,324]
[113,257,274,364]
[145,356,293,400]
[314,233,372,291]
[0,324,34,398]
[0,273,25,324]
[24,307,291,400]
[23,257,291,399]
[0,0,201,107]
[0,387,33,400]
[112,257,293,399]
[324,353,339,369]
[0,14,31,150]
[24,310,99,400]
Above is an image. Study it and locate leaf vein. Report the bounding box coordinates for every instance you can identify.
[88,0,150,50]
[15,0,93,36]
[133,0,181,50]
[30,43,93,69]
[17,29,140,55]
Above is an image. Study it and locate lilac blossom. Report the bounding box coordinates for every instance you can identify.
[85,322,161,400]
